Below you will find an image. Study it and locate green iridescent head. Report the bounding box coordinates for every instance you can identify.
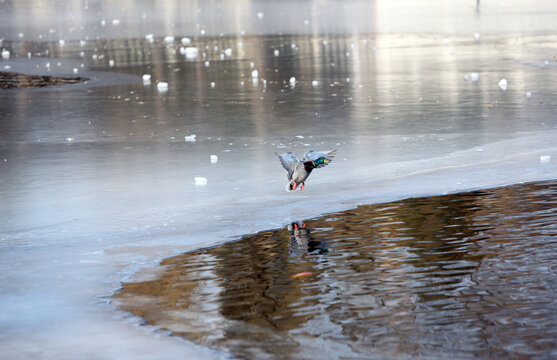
[313,157,325,166]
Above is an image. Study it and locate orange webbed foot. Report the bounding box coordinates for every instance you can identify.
[300,182,305,190]
[291,181,298,190]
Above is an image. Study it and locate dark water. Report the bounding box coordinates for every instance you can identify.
[114,180,557,359]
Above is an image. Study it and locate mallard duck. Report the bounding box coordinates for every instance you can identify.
[275,150,337,191]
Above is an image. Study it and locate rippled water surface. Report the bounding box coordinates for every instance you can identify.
[114,180,557,359]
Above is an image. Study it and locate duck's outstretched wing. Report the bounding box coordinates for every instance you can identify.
[303,150,337,168]
[275,152,300,179]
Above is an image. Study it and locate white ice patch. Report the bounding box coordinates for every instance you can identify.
[1,49,9,59]
[185,134,197,142]
[184,47,198,59]
[181,37,191,45]
[289,76,296,88]
[312,80,319,87]
[164,36,175,44]
[210,155,218,164]
[157,82,168,92]
[470,72,480,82]
[194,177,207,186]
[145,34,154,43]
[498,78,508,91]
[540,155,551,163]
[252,69,259,78]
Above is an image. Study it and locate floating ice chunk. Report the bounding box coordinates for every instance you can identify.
[224,48,232,56]
[274,49,280,56]
[204,61,210,67]
[109,59,114,67]
[525,91,532,98]
[194,177,207,186]
[210,82,215,88]
[470,72,480,82]
[257,12,264,19]
[145,34,154,43]
[181,37,191,45]
[101,19,106,26]
[3,65,11,70]
[312,80,319,87]
[498,78,508,91]
[164,36,175,44]
[296,135,304,139]
[463,74,469,81]
[185,134,196,142]
[72,68,79,74]
[142,74,151,81]
[252,69,259,78]
[475,33,481,41]
[289,76,296,87]
[540,155,551,163]
[346,77,351,83]
[1,49,9,59]
[210,155,218,163]
[157,82,168,92]
[79,39,86,47]
[250,62,255,68]
[59,39,65,47]
[184,47,198,59]
[112,19,120,26]
[28,52,32,58]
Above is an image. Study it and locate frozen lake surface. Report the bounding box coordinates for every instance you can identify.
[1,0,557,358]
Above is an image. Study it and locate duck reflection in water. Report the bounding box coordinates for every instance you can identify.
[287,221,328,256]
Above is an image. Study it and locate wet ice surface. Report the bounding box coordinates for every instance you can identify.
[2,0,557,359]
[114,180,557,359]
